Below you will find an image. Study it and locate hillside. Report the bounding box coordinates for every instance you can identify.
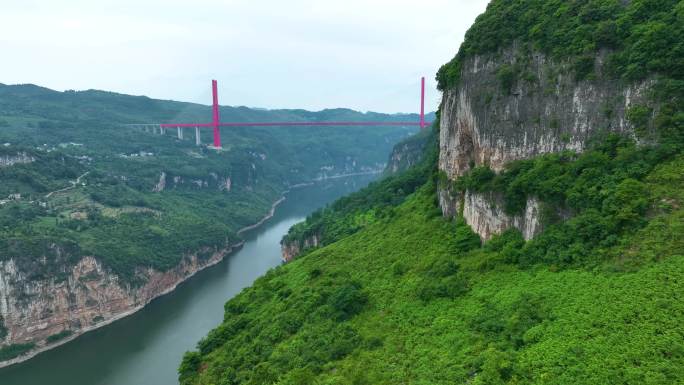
[0,84,427,364]
[180,1,684,384]
[181,146,683,384]
[282,127,437,261]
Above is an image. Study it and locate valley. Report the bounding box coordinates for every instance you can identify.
[180,1,684,384]
[0,175,376,384]
[1,0,682,384]
[0,84,425,365]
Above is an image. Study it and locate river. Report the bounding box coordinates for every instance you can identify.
[0,174,375,385]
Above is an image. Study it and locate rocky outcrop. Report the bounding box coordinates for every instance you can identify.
[462,192,542,241]
[0,153,35,167]
[439,46,654,239]
[152,171,166,192]
[219,177,232,192]
[0,244,241,368]
[385,131,431,175]
[153,172,236,192]
[0,187,293,367]
[281,234,321,262]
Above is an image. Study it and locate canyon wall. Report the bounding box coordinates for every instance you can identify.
[281,234,320,262]
[0,153,35,168]
[385,131,432,175]
[438,46,655,239]
[0,244,240,367]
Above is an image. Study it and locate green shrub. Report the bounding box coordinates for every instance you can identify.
[392,261,409,276]
[0,343,35,361]
[485,229,526,263]
[46,330,73,343]
[573,56,595,80]
[497,65,517,93]
[0,315,7,340]
[329,283,368,320]
[425,259,460,278]
[418,258,469,302]
[627,105,653,136]
[471,294,550,349]
[452,220,482,253]
[178,351,201,384]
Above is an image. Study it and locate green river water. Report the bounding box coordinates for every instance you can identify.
[0,175,375,385]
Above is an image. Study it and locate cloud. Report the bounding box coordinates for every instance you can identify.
[0,0,489,113]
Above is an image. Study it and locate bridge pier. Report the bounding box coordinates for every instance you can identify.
[138,77,431,145]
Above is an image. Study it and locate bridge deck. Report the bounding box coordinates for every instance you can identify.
[159,121,429,128]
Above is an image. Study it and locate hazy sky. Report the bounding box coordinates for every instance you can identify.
[0,0,489,113]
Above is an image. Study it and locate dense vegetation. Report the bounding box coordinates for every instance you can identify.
[180,2,684,383]
[0,343,35,362]
[452,133,681,267]
[438,0,683,88]
[180,137,683,383]
[0,84,421,284]
[282,125,438,252]
[436,0,683,145]
[45,330,73,344]
[0,316,6,340]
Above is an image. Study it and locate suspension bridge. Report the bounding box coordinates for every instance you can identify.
[128,77,431,149]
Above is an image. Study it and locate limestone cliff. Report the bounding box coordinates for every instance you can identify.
[281,234,320,262]
[439,47,655,239]
[385,129,432,175]
[0,153,35,168]
[0,244,241,367]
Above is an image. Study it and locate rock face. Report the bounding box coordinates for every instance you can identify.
[0,245,239,367]
[462,192,542,241]
[385,131,431,175]
[153,172,235,192]
[281,234,321,262]
[0,153,35,168]
[439,47,654,239]
[219,177,232,192]
[152,171,167,192]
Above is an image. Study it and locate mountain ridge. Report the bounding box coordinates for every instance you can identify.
[179,1,684,383]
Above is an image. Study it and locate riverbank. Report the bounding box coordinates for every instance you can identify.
[0,192,290,369]
[0,173,379,385]
[313,169,382,181]
[237,196,287,236]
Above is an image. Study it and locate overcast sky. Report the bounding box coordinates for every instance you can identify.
[0,0,489,113]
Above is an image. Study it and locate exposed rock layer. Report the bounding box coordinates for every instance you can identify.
[385,133,430,175]
[281,234,321,262]
[0,245,239,368]
[438,47,654,239]
[462,192,541,241]
[0,192,292,368]
[0,153,35,168]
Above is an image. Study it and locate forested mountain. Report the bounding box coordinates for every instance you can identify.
[0,83,427,364]
[181,1,684,384]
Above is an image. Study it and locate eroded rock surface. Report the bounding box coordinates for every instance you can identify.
[439,47,654,239]
[0,245,238,366]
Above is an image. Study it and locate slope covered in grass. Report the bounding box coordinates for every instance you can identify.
[0,82,424,284]
[179,144,684,384]
[282,125,438,254]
